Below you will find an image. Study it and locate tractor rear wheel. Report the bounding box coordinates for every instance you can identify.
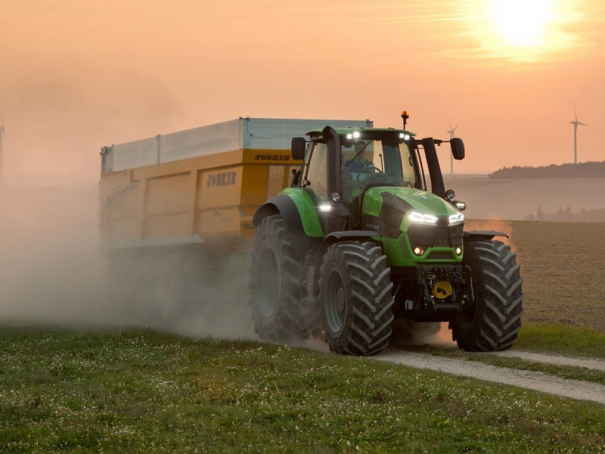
[320,241,395,356]
[249,215,316,342]
[450,240,524,351]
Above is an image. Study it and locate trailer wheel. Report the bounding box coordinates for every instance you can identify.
[320,241,395,356]
[450,240,524,351]
[249,215,314,341]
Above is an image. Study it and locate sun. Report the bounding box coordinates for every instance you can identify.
[485,0,556,48]
[456,0,584,62]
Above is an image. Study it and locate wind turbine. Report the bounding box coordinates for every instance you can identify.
[0,119,4,186]
[447,121,458,175]
[571,102,586,164]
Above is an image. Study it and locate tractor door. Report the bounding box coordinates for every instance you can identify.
[301,129,350,235]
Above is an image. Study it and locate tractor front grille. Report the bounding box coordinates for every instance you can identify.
[427,250,454,260]
[408,224,464,249]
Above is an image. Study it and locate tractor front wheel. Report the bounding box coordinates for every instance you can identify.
[450,240,524,351]
[320,241,395,356]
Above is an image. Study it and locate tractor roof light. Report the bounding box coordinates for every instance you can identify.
[448,212,465,225]
[408,211,438,225]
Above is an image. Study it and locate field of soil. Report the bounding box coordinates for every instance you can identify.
[505,221,605,331]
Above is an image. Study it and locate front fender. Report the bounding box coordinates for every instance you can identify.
[312,231,382,297]
[463,230,509,243]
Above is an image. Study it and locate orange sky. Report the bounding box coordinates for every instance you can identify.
[1,0,604,183]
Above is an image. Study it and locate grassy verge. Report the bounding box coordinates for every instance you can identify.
[514,323,605,359]
[1,327,605,453]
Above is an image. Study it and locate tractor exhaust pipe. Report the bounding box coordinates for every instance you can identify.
[421,137,446,199]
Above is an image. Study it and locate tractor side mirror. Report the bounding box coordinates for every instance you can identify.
[451,138,465,160]
[291,137,306,161]
[452,200,466,211]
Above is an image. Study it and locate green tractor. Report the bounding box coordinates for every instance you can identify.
[249,117,524,355]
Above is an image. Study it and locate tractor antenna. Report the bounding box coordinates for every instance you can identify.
[401,110,409,130]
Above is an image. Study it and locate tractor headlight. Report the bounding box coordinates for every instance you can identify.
[318,203,332,212]
[448,212,464,225]
[408,211,438,225]
[413,246,425,256]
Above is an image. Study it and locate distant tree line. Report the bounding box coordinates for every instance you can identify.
[525,206,605,222]
[489,161,605,179]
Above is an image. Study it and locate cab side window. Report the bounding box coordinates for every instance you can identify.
[304,143,328,202]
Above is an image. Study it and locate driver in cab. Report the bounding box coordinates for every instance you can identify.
[341,140,378,204]
[344,141,374,173]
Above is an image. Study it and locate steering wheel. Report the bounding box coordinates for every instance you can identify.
[365,164,384,173]
[356,164,385,182]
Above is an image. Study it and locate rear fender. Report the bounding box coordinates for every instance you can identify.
[252,192,324,238]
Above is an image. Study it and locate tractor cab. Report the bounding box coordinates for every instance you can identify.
[291,126,465,236]
[300,129,420,204]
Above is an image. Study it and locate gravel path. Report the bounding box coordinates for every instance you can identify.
[374,350,605,405]
[490,350,605,371]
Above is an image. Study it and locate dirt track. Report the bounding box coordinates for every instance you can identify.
[374,350,605,405]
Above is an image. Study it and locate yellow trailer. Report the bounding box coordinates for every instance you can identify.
[100,118,372,254]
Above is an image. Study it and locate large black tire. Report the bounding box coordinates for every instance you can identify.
[249,215,317,341]
[320,241,395,356]
[451,240,524,351]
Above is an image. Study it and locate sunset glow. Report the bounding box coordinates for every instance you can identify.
[0,0,603,180]
[461,0,587,62]
[486,0,556,48]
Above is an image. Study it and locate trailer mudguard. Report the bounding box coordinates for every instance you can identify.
[463,230,509,243]
[252,190,325,238]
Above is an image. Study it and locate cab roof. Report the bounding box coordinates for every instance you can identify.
[306,127,417,138]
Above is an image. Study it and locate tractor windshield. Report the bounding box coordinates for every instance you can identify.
[341,139,418,203]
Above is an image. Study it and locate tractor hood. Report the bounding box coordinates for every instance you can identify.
[361,186,463,238]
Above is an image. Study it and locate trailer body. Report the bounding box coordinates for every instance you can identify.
[100,118,372,252]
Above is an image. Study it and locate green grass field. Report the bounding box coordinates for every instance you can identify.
[2,328,605,454]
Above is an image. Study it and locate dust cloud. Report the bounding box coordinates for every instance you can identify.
[0,185,255,339]
[389,320,457,348]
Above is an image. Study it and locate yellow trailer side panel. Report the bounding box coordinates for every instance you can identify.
[100,149,299,249]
